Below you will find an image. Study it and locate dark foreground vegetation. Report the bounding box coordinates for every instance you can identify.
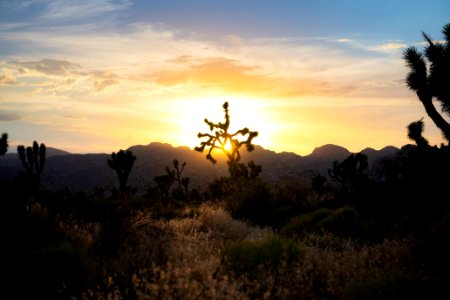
[1,23,450,299]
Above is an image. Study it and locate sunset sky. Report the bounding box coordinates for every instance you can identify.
[0,1,449,155]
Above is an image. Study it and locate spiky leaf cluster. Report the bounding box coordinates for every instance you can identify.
[407,119,429,148]
[403,23,450,141]
[107,149,136,194]
[195,101,258,164]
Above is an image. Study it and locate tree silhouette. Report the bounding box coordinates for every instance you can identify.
[403,23,450,141]
[407,119,429,148]
[17,141,46,190]
[154,159,190,201]
[195,101,259,178]
[0,133,7,156]
[107,150,136,195]
[329,153,368,193]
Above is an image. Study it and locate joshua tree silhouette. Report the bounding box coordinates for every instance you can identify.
[107,150,136,195]
[0,133,7,156]
[407,119,429,148]
[154,159,190,201]
[328,153,368,193]
[403,23,450,142]
[17,141,46,190]
[195,101,259,178]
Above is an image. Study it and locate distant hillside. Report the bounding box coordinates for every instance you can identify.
[0,142,400,193]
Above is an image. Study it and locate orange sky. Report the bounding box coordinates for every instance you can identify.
[0,1,448,155]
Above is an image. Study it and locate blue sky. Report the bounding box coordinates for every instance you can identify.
[0,0,449,154]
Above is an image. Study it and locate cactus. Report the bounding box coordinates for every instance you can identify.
[195,101,260,178]
[107,149,136,195]
[0,133,7,156]
[17,141,46,190]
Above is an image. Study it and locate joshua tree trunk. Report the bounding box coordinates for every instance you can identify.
[418,91,450,141]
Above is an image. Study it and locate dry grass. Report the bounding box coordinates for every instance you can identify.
[55,203,419,299]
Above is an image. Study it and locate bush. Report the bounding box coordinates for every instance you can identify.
[281,207,362,237]
[223,235,302,276]
[318,206,362,237]
[281,208,332,235]
[225,178,273,225]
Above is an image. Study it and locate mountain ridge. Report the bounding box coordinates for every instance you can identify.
[0,142,401,193]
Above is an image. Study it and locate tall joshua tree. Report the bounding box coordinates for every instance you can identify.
[195,101,259,178]
[403,23,450,142]
[107,150,136,195]
[0,133,8,156]
[17,141,46,190]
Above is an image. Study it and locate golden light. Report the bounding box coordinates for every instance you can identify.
[223,138,233,152]
[174,96,278,151]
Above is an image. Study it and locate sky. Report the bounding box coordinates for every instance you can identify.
[0,0,449,155]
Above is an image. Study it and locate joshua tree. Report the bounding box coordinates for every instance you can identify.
[329,153,368,193]
[0,133,7,155]
[17,141,46,190]
[195,101,259,178]
[403,23,450,142]
[154,159,190,201]
[407,119,429,148]
[107,150,136,195]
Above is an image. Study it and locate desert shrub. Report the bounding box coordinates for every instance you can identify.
[281,207,362,237]
[281,208,332,235]
[266,205,296,228]
[223,234,302,276]
[272,180,325,212]
[225,178,273,225]
[318,206,362,237]
[288,233,418,299]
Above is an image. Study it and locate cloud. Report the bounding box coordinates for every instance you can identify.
[0,69,16,84]
[90,70,120,92]
[4,59,121,95]
[152,57,272,92]
[223,34,245,46]
[372,42,407,52]
[417,39,448,46]
[43,0,131,20]
[11,59,81,76]
[0,112,22,121]
[334,38,352,43]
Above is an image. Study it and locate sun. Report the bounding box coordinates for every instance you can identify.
[174,96,276,150]
[223,138,233,152]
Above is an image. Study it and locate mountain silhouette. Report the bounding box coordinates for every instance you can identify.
[0,142,400,193]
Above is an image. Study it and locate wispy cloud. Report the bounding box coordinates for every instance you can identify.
[0,112,22,121]
[333,38,352,43]
[371,42,408,52]
[11,59,81,76]
[43,0,131,20]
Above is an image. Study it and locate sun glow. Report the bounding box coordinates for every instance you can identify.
[223,138,233,152]
[174,96,277,151]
